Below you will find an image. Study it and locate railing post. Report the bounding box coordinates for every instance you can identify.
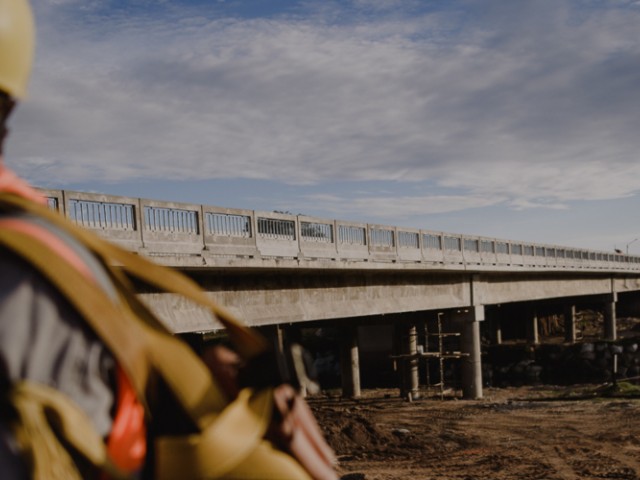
[134,197,145,250]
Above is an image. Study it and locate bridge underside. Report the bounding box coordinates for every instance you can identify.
[138,268,640,332]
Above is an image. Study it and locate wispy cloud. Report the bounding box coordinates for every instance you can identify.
[7,0,640,220]
[295,192,508,220]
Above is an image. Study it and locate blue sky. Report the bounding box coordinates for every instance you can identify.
[6,0,640,253]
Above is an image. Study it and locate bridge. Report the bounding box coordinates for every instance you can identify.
[39,188,640,399]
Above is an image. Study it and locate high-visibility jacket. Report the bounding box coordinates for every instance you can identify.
[0,181,312,479]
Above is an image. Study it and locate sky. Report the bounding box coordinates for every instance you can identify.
[6,0,640,254]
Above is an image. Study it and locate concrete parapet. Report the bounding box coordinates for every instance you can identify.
[139,198,205,255]
[495,240,511,265]
[442,234,464,265]
[254,210,299,258]
[202,205,259,257]
[396,227,422,262]
[335,220,369,260]
[63,190,144,253]
[298,215,338,260]
[421,231,445,264]
[367,222,398,262]
[478,237,498,265]
[38,188,64,214]
[33,187,640,276]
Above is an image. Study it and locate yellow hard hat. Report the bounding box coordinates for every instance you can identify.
[0,0,35,99]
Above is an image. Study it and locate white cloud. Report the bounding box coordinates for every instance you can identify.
[350,0,421,12]
[7,0,640,215]
[295,192,507,220]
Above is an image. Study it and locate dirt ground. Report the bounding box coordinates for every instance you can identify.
[310,385,640,480]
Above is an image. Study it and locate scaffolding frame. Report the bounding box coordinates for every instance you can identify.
[390,313,468,400]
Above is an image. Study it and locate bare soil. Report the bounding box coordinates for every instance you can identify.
[310,385,640,480]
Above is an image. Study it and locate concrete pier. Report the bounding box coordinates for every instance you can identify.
[401,323,420,400]
[456,306,484,400]
[526,308,540,345]
[564,304,577,344]
[284,326,309,396]
[491,314,503,345]
[340,325,361,398]
[604,293,617,341]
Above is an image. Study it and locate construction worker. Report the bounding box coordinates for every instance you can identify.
[0,1,336,478]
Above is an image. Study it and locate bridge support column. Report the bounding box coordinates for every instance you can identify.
[455,306,484,400]
[401,323,420,400]
[340,325,361,398]
[564,305,577,344]
[526,309,540,345]
[283,326,309,397]
[261,324,285,353]
[494,317,503,345]
[604,293,618,341]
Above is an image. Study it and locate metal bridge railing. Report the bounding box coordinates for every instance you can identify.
[143,206,198,234]
[423,233,442,250]
[370,228,395,247]
[301,221,333,243]
[206,212,251,238]
[257,217,296,241]
[398,231,419,249]
[69,199,136,231]
[338,225,366,245]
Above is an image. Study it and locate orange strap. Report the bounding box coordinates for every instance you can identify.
[0,164,47,206]
[107,365,147,473]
